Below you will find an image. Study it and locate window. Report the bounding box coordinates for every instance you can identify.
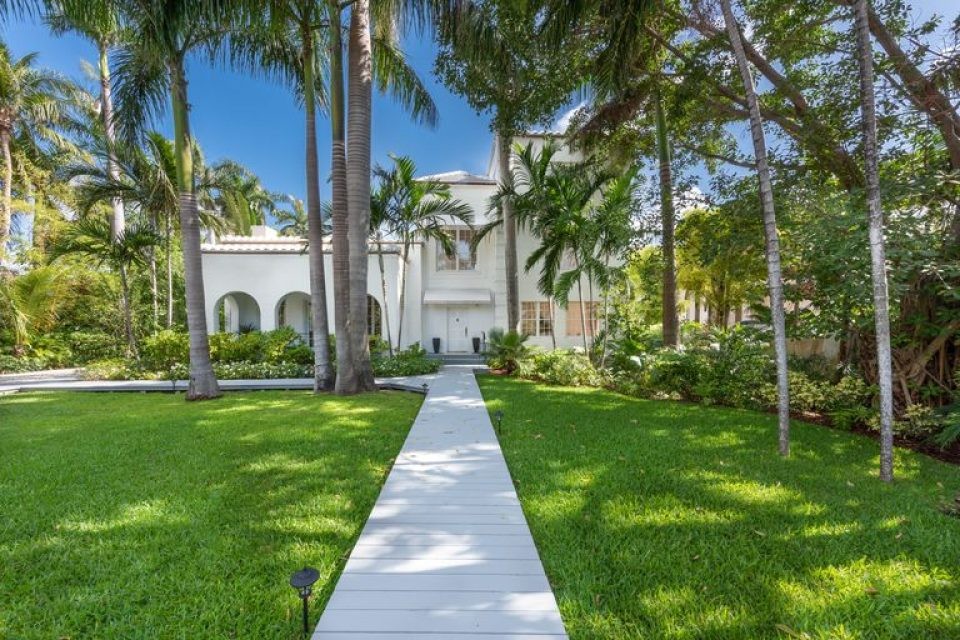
[560,250,578,271]
[521,301,553,336]
[565,301,602,336]
[367,295,382,337]
[438,228,477,271]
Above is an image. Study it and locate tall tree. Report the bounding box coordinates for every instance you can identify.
[436,0,587,333]
[653,85,678,346]
[720,0,791,457]
[50,216,158,353]
[0,43,75,261]
[47,0,126,241]
[112,0,232,399]
[372,154,472,352]
[344,0,376,392]
[853,0,894,481]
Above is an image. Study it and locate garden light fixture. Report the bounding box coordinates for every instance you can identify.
[495,410,504,436]
[289,566,320,636]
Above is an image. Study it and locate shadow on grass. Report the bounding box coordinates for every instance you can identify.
[478,376,960,640]
[0,390,420,639]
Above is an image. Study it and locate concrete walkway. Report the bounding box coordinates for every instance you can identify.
[313,367,567,639]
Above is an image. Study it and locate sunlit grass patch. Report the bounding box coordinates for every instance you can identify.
[0,390,420,639]
[478,375,960,639]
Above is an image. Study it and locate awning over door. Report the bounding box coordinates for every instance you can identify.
[423,288,492,305]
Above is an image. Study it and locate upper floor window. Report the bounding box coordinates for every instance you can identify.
[438,228,477,271]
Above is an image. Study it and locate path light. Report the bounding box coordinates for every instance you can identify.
[422,382,429,394]
[495,410,504,436]
[289,566,320,636]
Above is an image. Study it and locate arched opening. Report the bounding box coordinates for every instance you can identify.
[367,294,383,338]
[214,292,261,333]
[276,292,312,344]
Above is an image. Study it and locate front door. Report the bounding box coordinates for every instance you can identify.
[446,307,472,352]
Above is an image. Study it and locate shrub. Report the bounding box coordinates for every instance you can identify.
[0,355,47,374]
[485,328,530,373]
[262,327,302,363]
[62,331,123,364]
[373,343,440,377]
[517,350,608,387]
[81,358,136,381]
[141,330,189,370]
[213,361,311,379]
[210,332,264,363]
[647,349,707,401]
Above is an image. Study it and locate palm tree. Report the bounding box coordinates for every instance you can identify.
[0,43,77,261]
[720,0,791,457]
[111,0,234,399]
[372,154,472,352]
[370,176,395,355]
[46,0,126,241]
[273,194,308,237]
[50,216,158,354]
[853,0,894,481]
[0,264,66,353]
[205,160,276,235]
[654,85,678,347]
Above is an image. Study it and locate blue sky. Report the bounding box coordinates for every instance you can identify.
[3,20,512,204]
[3,1,956,206]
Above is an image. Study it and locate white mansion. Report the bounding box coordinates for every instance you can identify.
[201,134,603,354]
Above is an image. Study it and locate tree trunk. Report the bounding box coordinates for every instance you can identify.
[118,262,136,355]
[376,238,393,355]
[329,2,354,392]
[397,239,409,348]
[171,60,220,400]
[854,0,895,481]
[721,0,790,457]
[497,130,520,331]
[549,299,556,349]
[165,212,173,327]
[0,130,11,261]
[303,24,334,392]
[99,41,125,242]
[148,244,159,331]
[575,257,588,353]
[655,86,679,347]
[345,0,376,392]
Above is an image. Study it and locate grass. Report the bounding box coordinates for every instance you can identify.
[0,390,421,639]
[477,375,960,639]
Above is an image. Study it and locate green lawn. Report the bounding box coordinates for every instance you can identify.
[478,375,960,640]
[0,390,421,639]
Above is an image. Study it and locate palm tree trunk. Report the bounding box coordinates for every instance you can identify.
[328,1,354,392]
[0,129,11,260]
[303,23,334,392]
[345,0,376,392]
[655,86,678,347]
[171,59,220,400]
[148,246,159,331]
[98,41,125,242]
[118,262,136,355]
[549,299,556,349]
[575,257,588,353]
[165,212,173,327]
[497,130,520,331]
[722,0,790,457]
[376,238,393,355]
[397,239,409,348]
[854,0,894,481]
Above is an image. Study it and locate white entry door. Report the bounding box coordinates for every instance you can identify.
[446,305,487,353]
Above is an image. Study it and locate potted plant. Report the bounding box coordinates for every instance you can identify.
[432,337,441,354]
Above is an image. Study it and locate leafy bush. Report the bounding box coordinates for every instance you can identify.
[210,332,264,363]
[485,328,530,373]
[213,361,311,379]
[646,349,706,401]
[62,331,124,364]
[373,343,440,377]
[140,330,189,370]
[0,355,48,374]
[516,350,608,387]
[81,358,136,381]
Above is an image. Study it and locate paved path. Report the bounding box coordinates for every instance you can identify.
[0,374,437,396]
[313,367,567,639]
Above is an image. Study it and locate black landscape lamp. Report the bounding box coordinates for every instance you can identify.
[422,382,429,394]
[494,409,504,436]
[290,566,320,636]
